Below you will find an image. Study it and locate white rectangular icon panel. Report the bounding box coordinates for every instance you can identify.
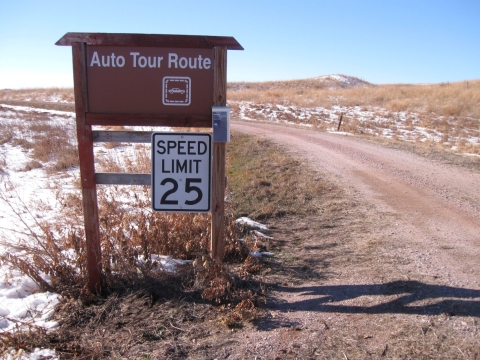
[152,133,211,212]
[163,76,191,106]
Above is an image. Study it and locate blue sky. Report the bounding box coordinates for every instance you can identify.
[1,0,479,88]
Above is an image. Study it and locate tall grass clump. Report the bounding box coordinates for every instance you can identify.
[31,124,79,173]
[0,106,79,173]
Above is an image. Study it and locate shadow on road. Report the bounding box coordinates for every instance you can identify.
[268,280,480,317]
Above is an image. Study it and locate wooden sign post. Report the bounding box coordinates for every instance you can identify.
[56,33,242,292]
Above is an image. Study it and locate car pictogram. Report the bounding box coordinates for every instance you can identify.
[168,87,186,94]
[163,77,191,106]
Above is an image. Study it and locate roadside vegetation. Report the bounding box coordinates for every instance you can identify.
[227,132,326,220]
[0,101,323,357]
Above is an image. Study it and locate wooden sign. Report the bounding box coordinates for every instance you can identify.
[56,32,243,293]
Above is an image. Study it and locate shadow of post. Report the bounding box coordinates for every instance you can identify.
[267,281,480,317]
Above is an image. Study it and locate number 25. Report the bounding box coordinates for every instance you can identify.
[160,178,203,206]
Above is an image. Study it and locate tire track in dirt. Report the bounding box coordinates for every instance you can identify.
[232,120,480,287]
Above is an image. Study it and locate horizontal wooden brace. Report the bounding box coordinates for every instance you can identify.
[95,173,151,185]
[86,113,212,127]
[93,131,153,143]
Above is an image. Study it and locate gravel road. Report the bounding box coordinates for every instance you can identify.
[232,120,480,289]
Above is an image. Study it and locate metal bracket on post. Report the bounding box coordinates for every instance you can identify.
[212,106,231,143]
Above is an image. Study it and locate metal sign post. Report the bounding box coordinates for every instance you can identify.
[56,33,243,293]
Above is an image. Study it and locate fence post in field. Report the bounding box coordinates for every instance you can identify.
[337,113,344,131]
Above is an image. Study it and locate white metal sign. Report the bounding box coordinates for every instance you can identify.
[152,132,211,212]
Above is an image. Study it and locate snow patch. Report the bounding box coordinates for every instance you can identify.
[236,217,269,232]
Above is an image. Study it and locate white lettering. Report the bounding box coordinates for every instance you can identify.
[110,53,116,67]
[126,52,210,69]
[138,56,147,68]
[179,57,188,69]
[168,53,178,68]
[188,57,197,69]
[168,53,211,69]
[116,55,125,67]
[203,58,211,69]
[130,52,140,67]
[90,52,100,67]
[101,55,110,67]
[148,56,156,68]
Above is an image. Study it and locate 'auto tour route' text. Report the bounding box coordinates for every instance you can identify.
[89,52,211,70]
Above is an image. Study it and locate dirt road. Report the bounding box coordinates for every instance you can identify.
[233,120,480,288]
[212,119,480,358]
[191,119,480,359]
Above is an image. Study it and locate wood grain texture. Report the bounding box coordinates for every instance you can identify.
[56,32,244,50]
[96,173,151,185]
[72,43,88,128]
[211,46,228,263]
[82,188,102,293]
[93,131,153,143]
[86,113,211,128]
[73,43,102,293]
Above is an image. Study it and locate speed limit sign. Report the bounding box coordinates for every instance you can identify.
[152,132,211,212]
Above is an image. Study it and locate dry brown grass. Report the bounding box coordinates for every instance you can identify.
[0,177,247,292]
[0,88,74,104]
[227,131,326,220]
[0,116,251,304]
[0,106,79,173]
[31,126,79,173]
[228,78,480,156]
[0,128,271,357]
[3,79,479,118]
[0,119,300,357]
[228,78,480,118]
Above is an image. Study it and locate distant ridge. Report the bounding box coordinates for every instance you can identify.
[228,74,370,91]
[313,75,369,88]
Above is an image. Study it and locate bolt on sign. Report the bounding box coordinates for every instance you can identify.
[56,33,243,293]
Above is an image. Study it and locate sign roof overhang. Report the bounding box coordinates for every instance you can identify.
[55,32,244,50]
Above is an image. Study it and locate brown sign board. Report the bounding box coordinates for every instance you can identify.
[55,32,243,292]
[56,33,243,127]
[86,46,214,115]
